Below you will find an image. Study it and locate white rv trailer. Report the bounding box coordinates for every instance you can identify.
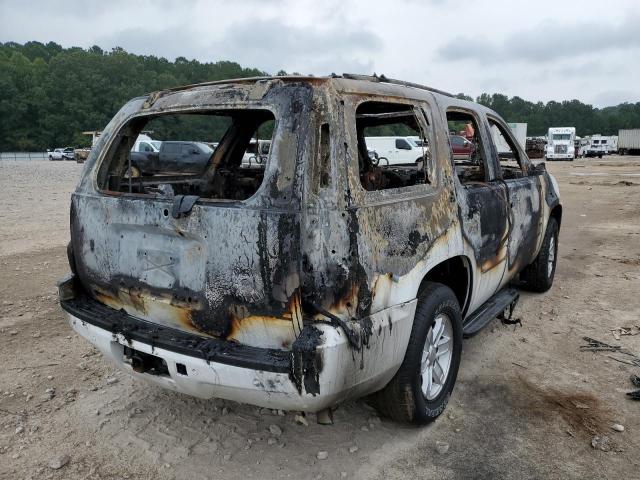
[586,134,609,157]
[546,127,576,160]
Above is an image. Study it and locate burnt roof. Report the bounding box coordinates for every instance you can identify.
[157,73,455,99]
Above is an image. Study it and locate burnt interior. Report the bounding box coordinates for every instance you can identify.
[356,101,431,191]
[97,109,275,201]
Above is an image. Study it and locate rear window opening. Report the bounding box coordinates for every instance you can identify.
[97,109,275,201]
[355,101,431,191]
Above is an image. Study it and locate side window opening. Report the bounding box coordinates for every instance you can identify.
[97,110,275,201]
[488,119,527,179]
[356,101,431,192]
[446,110,488,184]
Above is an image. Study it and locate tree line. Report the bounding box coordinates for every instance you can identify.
[1,41,639,151]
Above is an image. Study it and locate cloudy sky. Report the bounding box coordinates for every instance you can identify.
[1,0,637,106]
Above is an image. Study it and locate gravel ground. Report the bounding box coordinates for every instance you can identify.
[0,158,639,480]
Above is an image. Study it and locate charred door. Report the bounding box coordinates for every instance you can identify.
[486,116,543,282]
[446,108,510,305]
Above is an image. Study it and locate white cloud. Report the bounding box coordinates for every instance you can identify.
[1,0,638,106]
[437,15,640,63]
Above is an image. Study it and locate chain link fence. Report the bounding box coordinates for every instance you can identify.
[0,152,51,161]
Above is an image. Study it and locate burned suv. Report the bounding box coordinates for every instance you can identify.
[59,75,561,424]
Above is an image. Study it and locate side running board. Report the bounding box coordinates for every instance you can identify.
[462,288,520,338]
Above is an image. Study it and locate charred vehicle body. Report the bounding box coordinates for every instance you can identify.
[58,75,562,424]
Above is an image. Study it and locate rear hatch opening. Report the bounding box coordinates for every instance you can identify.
[70,84,314,350]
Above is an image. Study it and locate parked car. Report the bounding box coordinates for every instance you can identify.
[128,140,213,176]
[449,134,474,159]
[48,147,74,161]
[58,74,561,425]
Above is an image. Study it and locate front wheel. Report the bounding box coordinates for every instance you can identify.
[374,282,463,424]
[520,217,559,292]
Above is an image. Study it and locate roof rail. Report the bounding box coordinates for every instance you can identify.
[341,73,455,98]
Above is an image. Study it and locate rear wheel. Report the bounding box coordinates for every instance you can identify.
[520,217,559,292]
[374,282,463,424]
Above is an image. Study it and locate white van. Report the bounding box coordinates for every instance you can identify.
[365,136,427,165]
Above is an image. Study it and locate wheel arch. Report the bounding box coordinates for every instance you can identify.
[417,255,472,316]
[550,204,562,229]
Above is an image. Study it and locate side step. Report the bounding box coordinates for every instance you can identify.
[462,288,520,338]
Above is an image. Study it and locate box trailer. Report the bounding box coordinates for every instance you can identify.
[618,129,640,155]
[491,122,527,156]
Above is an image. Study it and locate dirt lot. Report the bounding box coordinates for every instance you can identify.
[1,158,639,480]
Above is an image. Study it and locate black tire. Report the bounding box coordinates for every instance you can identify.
[374,282,463,424]
[520,217,559,292]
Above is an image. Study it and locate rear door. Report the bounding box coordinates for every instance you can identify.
[446,108,509,306]
[160,142,180,170]
[487,116,543,281]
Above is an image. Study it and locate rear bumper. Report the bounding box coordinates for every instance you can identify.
[60,281,416,411]
[66,312,314,409]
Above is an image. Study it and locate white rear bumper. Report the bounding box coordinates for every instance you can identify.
[65,298,416,412]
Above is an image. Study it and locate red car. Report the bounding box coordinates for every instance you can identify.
[450,135,474,159]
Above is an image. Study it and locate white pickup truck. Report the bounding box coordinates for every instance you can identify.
[48,147,75,161]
